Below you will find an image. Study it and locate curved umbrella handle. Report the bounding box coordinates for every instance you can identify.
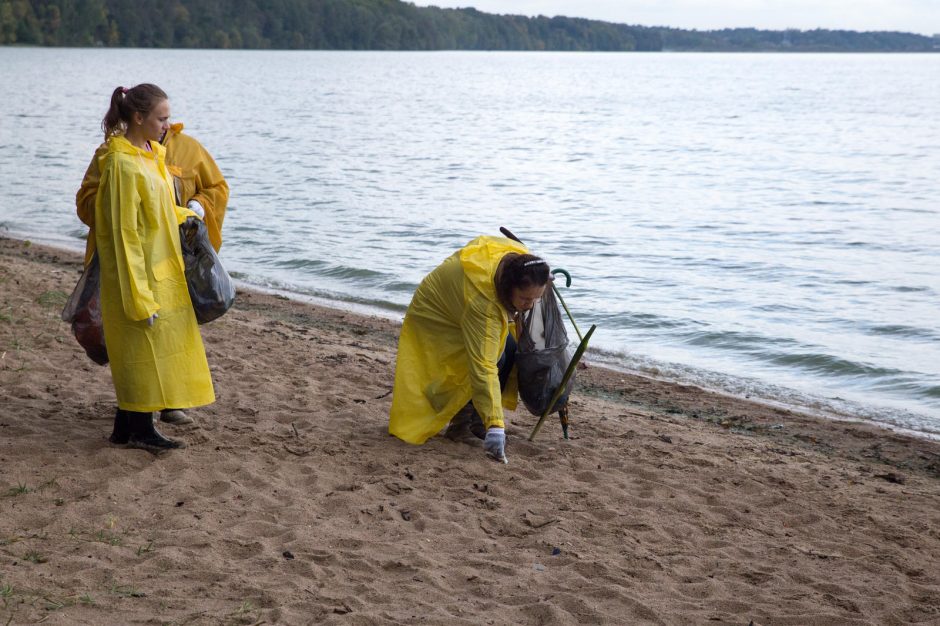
[551,268,572,288]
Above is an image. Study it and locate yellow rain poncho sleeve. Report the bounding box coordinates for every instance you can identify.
[75,142,109,266]
[163,124,229,252]
[94,136,215,413]
[388,236,527,445]
[76,123,228,266]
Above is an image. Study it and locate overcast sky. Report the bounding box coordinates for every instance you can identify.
[412,1,940,36]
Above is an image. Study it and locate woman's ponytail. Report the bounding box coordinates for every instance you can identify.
[101,86,127,140]
[100,83,168,141]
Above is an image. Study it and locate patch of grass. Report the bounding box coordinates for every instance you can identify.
[36,477,59,492]
[41,595,67,611]
[109,584,145,598]
[92,530,122,547]
[0,584,13,599]
[235,600,254,613]
[136,541,154,557]
[4,483,29,498]
[228,599,260,623]
[0,307,26,351]
[23,551,47,564]
[66,521,130,548]
[78,593,95,606]
[37,290,68,310]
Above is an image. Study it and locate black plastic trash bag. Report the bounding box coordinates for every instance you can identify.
[61,252,108,365]
[516,286,574,416]
[179,217,235,324]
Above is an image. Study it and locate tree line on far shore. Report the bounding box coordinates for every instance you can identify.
[2,0,938,52]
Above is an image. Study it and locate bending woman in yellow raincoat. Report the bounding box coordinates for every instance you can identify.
[76,106,228,427]
[389,236,550,463]
[92,84,215,451]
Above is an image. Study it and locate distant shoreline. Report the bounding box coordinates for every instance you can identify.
[3,0,937,53]
[3,45,939,53]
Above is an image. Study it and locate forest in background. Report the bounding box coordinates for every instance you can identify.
[2,0,938,52]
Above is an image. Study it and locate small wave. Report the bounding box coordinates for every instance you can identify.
[383,280,419,293]
[752,303,813,314]
[318,265,386,281]
[678,328,932,385]
[274,258,327,270]
[890,206,938,215]
[866,324,940,341]
[684,329,799,351]
[601,311,690,331]
[767,352,902,378]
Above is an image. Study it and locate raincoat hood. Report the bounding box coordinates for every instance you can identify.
[161,122,185,145]
[459,235,529,304]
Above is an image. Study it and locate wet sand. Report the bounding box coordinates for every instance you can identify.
[1,235,939,625]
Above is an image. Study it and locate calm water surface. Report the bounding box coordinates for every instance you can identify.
[1,49,938,436]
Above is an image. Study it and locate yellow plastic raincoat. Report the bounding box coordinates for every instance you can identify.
[389,236,527,444]
[94,136,215,412]
[77,123,229,265]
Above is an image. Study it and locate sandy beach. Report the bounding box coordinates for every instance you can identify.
[1,234,939,625]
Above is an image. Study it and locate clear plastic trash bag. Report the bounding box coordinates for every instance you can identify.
[516,285,574,416]
[179,217,235,324]
[60,252,108,365]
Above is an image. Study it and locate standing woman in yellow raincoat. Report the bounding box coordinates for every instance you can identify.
[92,84,215,451]
[76,100,228,427]
[389,236,550,463]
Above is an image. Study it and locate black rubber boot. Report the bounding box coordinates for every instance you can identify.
[109,408,130,445]
[126,411,185,452]
[159,409,194,425]
[444,403,486,443]
[468,410,486,440]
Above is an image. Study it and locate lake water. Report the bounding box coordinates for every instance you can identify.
[1,48,938,437]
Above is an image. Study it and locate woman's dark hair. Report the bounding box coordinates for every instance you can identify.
[495,253,551,314]
[101,83,168,140]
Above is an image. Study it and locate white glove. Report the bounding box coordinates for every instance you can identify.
[147,313,159,327]
[483,427,508,464]
[187,199,205,219]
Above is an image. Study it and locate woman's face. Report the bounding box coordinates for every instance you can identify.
[511,284,546,313]
[134,99,171,142]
